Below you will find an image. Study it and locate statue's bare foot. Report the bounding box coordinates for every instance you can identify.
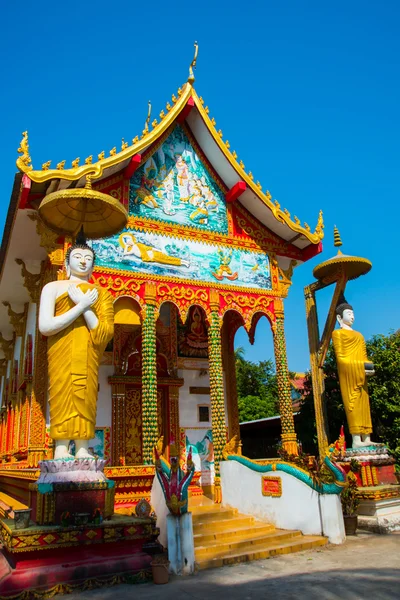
[75,447,94,459]
[54,447,73,460]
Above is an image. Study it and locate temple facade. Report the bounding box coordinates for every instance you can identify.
[0,72,323,509]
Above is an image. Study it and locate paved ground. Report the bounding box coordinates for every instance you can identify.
[59,531,400,600]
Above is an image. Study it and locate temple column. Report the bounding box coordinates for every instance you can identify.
[2,303,27,458]
[111,382,125,466]
[273,301,298,455]
[142,283,158,465]
[168,385,180,455]
[20,265,48,466]
[222,323,240,440]
[208,291,227,503]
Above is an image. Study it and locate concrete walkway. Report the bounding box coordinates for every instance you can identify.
[58,531,400,600]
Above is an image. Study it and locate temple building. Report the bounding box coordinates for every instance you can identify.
[0,61,324,513]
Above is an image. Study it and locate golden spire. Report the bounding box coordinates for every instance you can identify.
[142,100,152,136]
[188,41,198,84]
[314,210,324,239]
[334,225,342,248]
[16,131,32,171]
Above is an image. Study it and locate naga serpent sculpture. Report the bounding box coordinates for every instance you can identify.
[222,434,347,495]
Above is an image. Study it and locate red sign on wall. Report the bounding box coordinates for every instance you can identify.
[261,476,282,497]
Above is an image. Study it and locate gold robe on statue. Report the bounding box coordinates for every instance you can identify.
[331,328,372,435]
[47,283,114,440]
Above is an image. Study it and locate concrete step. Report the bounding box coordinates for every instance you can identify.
[195,529,303,559]
[192,507,238,524]
[193,522,276,546]
[190,503,227,515]
[193,515,256,534]
[196,535,328,570]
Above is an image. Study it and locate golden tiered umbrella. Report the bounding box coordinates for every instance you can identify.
[38,176,128,239]
[313,226,371,283]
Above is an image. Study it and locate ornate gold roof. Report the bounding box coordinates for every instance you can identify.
[16,48,324,246]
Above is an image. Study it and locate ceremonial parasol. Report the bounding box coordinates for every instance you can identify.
[38,176,128,239]
[313,226,371,283]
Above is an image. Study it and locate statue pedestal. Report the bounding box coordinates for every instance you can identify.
[340,448,400,533]
[357,485,400,533]
[340,446,397,487]
[31,458,115,525]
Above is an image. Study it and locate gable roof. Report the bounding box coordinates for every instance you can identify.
[15,81,323,255]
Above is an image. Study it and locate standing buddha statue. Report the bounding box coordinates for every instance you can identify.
[331,295,376,448]
[39,230,114,460]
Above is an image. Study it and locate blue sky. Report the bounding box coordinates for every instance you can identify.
[1,1,399,371]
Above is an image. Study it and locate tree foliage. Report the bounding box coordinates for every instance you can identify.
[297,331,400,458]
[235,348,279,422]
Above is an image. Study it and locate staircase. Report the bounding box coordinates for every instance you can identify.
[192,503,327,570]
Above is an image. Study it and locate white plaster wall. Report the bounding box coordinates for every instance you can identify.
[178,368,211,428]
[220,461,345,544]
[96,365,113,427]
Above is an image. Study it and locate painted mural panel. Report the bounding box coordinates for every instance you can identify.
[129,125,228,234]
[92,229,272,290]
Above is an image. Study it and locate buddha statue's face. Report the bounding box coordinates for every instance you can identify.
[68,247,94,279]
[338,308,354,328]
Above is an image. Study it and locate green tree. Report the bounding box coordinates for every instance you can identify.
[235,351,279,422]
[297,331,400,457]
[367,331,400,458]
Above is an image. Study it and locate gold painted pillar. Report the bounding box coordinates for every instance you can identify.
[273,300,298,455]
[142,283,158,465]
[222,325,240,440]
[23,219,64,465]
[208,290,227,503]
[168,385,180,453]
[111,382,125,465]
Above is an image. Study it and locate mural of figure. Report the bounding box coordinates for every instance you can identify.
[187,307,208,349]
[133,173,159,209]
[212,249,238,281]
[175,154,190,202]
[185,430,215,487]
[199,176,218,212]
[119,233,190,268]
[162,176,176,216]
[190,194,209,225]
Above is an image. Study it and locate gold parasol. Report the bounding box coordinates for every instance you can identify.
[313,226,371,283]
[38,176,128,239]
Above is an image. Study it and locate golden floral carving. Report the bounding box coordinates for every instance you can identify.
[28,213,60,254]
[91,274,141,296]
[2,302,27,337]
[0,333,14,361]
[15,259,44,303]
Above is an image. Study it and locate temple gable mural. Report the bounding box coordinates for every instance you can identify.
[129,125,228,234]
[92,229,272,291]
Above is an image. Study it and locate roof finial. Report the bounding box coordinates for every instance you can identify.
[16,131,32,172]
[334,225,342,248]
[142,100,152,136]
[188,41,198,85]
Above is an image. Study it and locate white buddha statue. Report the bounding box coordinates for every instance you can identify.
[39,231,114,460]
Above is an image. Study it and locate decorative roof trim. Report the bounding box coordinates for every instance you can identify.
[16,80,323,245]
[190,89,324,244]
[16,84,193,184]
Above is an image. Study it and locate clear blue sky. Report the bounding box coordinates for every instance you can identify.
[1,1,399,371]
